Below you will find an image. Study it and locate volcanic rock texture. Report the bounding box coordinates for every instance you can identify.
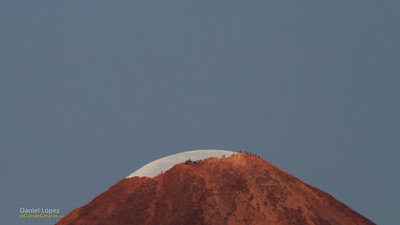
[57,153,375,225]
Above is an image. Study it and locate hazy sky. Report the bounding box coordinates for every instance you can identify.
[1,1,399,224]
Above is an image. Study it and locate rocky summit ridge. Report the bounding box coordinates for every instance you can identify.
[57,152,375,225]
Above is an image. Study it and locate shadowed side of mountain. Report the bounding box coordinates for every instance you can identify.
[57,153,375,225]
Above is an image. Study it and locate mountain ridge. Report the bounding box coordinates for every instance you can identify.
[57,153,375,225]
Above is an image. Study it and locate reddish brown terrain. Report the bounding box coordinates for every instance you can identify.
[57,153,375,225]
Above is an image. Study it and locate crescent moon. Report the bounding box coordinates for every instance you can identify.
[127,149,235,178]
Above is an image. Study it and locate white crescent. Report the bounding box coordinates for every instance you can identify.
[127,149,235,178]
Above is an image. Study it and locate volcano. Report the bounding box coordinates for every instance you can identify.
[57,152,375,225]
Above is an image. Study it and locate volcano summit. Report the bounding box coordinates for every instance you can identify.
[57,152,375,225]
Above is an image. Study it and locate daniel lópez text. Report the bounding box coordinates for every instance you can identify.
[19,207,64,219]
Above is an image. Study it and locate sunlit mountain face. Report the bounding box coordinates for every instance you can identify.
[57,152,375,225]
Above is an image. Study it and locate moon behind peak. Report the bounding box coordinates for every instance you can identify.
[127,149,235,178]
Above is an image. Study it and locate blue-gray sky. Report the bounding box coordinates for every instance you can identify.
[1,1,399,224]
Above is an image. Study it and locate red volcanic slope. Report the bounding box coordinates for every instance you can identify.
[57,153,375,225]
